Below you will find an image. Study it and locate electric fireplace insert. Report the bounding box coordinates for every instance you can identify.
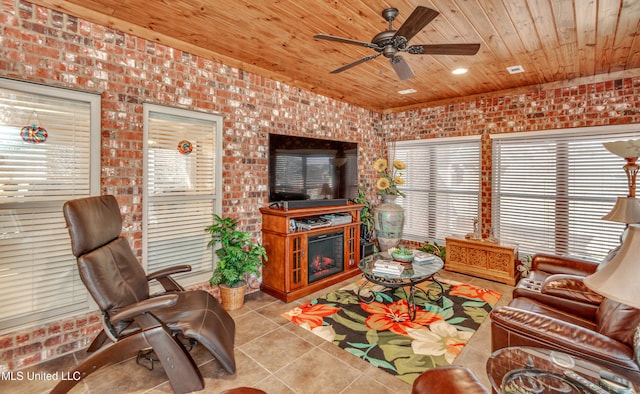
[308,230,344,283]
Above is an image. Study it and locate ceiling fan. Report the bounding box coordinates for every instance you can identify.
[314,6,480,80]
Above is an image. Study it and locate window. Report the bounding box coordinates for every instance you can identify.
[393,137,481,242]
[143,104,222,285]
[0,78,100,331]
[491,125,637,260]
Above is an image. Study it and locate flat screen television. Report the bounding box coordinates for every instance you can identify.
[268,134,358,204]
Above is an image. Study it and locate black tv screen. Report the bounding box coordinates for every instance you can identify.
[268,134,358,202]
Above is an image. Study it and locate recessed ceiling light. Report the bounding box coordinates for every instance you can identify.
[507,65,525,74]
[452,68,468,75]
[398,88,417,95]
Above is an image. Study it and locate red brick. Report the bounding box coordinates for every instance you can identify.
[31,328,46,339]
[44,335,62,347]
[15,334,29,345]
[17,353,42,369]
[13,342,42,357]
[1,348,14,362]
[0,337,13,349]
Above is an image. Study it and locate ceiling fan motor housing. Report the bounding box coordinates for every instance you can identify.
[372,30,400,57]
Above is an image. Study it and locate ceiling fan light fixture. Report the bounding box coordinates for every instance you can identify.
[452,68,468,75]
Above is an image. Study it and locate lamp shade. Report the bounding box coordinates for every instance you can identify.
[602,197,640,224]
[603,139,640,158]
[584,224,640,308]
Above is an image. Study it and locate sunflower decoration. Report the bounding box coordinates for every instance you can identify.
[373,157,406,197]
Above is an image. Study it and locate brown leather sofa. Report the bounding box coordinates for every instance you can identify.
[411,365,489,394]
[490,253,640,382]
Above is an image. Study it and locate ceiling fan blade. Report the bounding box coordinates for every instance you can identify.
[330,54,380,74]
[393,6,439,42]
[314,34,378,49]
[390,55,414,80]
[407,43,481,56]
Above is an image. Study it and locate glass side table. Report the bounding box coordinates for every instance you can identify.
[487,346,639,393]
[357,252,444,320]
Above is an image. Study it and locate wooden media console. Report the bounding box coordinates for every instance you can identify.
[259,203,363,302]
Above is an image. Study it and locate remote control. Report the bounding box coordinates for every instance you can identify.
[599,370,630,388]
[599,378,633,394]
[563,370,610,394]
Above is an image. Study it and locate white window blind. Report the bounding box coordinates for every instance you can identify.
[393,137,481,242]
[492,125,638,260]
[0,78,100,332]
[143,105,222,284]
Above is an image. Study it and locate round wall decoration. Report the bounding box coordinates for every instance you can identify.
[20,125,48,144]
[177,140,193,155]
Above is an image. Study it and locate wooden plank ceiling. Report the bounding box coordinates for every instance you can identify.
[30,0,640,113]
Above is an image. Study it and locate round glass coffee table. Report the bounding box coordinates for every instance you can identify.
[357,252,444,320]
[487,346,640,393]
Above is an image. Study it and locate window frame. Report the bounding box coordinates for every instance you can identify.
[491,124,639,261]
[142,104,223,286]
[393,136,482,243]
[0,78,100,332]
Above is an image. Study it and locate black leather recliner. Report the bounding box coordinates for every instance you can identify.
[51,195,236,394]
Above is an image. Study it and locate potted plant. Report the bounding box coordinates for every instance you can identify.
[390,247,414,263]
[374,157,407,198]
[205,214,267,310]
[517,254,532,278]
[420,240,446,261]
[352,185,375,241]
[372,157,407,251]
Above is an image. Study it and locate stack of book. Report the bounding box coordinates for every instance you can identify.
[413,251,436,264]
[372,260,404,276]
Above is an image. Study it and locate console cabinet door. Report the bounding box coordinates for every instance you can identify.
[344,224,360,270]
[288,234,307,290]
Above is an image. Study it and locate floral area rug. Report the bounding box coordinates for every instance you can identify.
[282,277,502,385]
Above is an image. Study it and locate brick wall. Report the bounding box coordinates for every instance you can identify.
[1,0,639,371]
[0,0,383,371]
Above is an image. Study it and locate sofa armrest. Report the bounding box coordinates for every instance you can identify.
[514,275,600,319]
[531,253,599,276]
[490,306,636,371]
[542,274,604,306]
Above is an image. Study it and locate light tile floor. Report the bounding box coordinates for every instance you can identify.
[4,269,513,394]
